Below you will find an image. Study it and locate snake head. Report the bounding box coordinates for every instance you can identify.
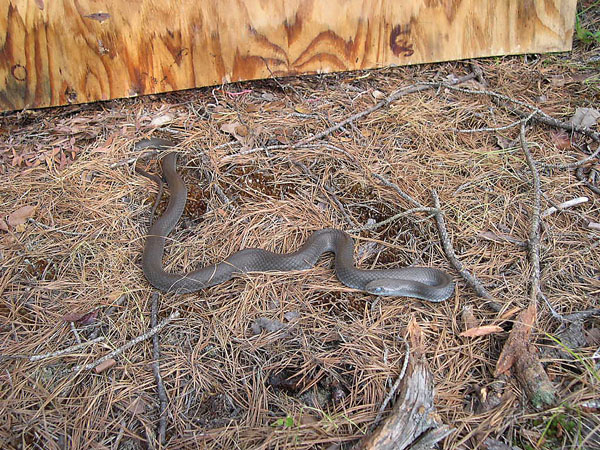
[364,279,410,296]
[365,277,453,302]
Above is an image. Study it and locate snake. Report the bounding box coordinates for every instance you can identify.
[135,138,455,302]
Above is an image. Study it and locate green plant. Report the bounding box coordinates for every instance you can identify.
[271,416,295,428]
[575,1,600,46]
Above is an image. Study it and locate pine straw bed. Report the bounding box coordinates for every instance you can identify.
[1,51,599,448]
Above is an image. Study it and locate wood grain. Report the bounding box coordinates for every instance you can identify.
[0,0,576,111]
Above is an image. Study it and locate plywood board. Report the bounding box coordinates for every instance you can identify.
[0,0,577,111]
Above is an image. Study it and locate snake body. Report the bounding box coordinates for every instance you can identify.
[138,139,454,302]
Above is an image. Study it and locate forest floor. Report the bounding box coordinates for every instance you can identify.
[1,3,599,450]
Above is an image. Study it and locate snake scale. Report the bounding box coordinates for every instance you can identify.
[136,138,454,302]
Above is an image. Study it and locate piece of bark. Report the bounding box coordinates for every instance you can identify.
[354,356,453,450]
[495,302,556,409]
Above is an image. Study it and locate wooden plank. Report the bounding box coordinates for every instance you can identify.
[0,0,576,111]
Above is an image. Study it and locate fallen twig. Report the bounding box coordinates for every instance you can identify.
[151,293,168,447]
[455,109,538,134]
[29,337,105,362]
[70,322,82,345]
[296,73,476,147]
[541,196,588,218]
[348,207,438,233]
[511,108,600,143]
[519,123,542,302]
[372,173,424,208]
[430,190,499,311]
[370,339,410,432]
[542,143,600,170]
[88,294,128,340]
[576,167,600,196]
[73,310,180,372]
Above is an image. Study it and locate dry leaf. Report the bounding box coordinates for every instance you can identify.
[95,358,116,373]
[7,205,36,226]
[570,107,600,128]
[261,92,277,102]
[499,306,521,321]
[294,104,312,115]
[550,130,572,150]
[63,310,98,324]
[149,114,174,127]
[460,325,503,337]
[0,218,8,232]
[220,122,254,149]
[372,90,385,100]
[220,121,241,137]
[461,305,478,331]
[127,397,147,415]
[235,124,249,137]
[496,136,517,150]
[251,317,286,334]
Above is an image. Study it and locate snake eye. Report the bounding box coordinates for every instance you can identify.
[369,285,384,295]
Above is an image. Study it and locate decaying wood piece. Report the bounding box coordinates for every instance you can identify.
[355,320,453,450]
[0,0,577,111]
[355,357,453,450]
[495,303,556,409]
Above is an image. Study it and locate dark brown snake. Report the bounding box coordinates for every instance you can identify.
[136,138,454,302]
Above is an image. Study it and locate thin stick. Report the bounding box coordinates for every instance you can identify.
[372,173,424,208]
[576,167,600,195]
[295,74,476,147]
[370,339,410,431]
[541,196,588,218]
[70,322,82,345]
[542,143,600,170]
[455,109,538,134]
[510,108,600,143]
[348,207,439,233]
[73,310,180,372]
[469,61,487,86]
[88,294,128,340]
[431,189,500,311]
[29,337,105,362]
[519,123,542,302]
[151,293,168,447]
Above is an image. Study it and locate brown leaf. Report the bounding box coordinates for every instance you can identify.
[499,306,521,321]
[0,218,8,232]
[94,358,116,373]
[407,316,424,355]
[235,124,249,137]
[7,205,36,226]
[220,121,241,136]
[550,130,572,150]
[478,230,526,247]
[294,104,312,115]
[585,328,600,346]
[460,325,503,337]
[461,305,478,331]
[62,310,98,324]
[127,396,147,415]
[495,302,537,376]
